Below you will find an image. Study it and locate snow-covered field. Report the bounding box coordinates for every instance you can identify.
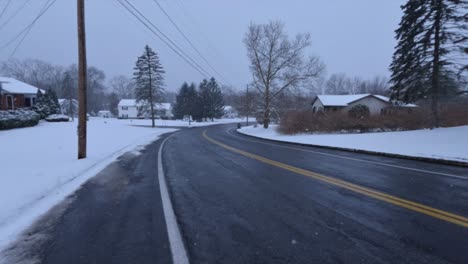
[239,125,468,163]
[0,118,179,251]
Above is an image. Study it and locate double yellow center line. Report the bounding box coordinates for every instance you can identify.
[202,130,468,228]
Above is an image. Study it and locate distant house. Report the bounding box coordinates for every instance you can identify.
[118,99,173,119]
[0,77,44,110]
[311,94,416,115]
[97,110,112,118]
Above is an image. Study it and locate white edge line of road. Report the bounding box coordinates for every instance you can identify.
[229,128,468,180]
[158,135,190,264]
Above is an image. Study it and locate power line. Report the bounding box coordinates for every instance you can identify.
[117,0,210,78]
[1,0,57,53]
[172,0,228,72]
[152,0,230,86]
[0,0,12,21]
[0,0,33,32]
[118,0,214,79]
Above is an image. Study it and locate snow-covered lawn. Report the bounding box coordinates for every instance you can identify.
[239,125,468,163]
[0,118,178,251]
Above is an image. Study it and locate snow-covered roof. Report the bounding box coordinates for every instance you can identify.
[0,77,44,94]
[314,94,417,107]
[117,99,171,110]
[118,99,137,107]
[315,94,377,106]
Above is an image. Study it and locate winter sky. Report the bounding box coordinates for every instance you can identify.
[0,0,406,91]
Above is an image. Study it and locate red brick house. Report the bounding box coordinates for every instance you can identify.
[0,77,44,110]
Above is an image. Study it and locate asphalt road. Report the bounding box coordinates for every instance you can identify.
[4,123,468,264]
[163,124,468,264]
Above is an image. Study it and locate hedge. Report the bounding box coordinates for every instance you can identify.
[0,110,41,130]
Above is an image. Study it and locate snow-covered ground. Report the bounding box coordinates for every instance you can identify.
[0,118,179,251]
[239,125,468,163]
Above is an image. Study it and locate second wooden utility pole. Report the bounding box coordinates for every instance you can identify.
[77,0,87,159]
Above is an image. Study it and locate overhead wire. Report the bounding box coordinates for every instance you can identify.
[0,0,12,21]
[1,0,57,54]
[117,0,212,79]
[0,0,33,32]
[151,0,230,86]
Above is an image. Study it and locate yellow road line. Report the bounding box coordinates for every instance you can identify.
[202,130,468,228]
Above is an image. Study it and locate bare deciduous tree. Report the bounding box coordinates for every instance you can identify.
[244,21,325,128]
[109,74,135,99]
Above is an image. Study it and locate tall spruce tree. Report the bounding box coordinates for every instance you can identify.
[198,79,210,121]
[206,77,225,120]
[389,0,467,128]
[173,82,201,120]
[198,78,224,121]
[133,45,165,127]
[173,82,190,119]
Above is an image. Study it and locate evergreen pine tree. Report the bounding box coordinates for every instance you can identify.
[206,77,225,120]
[173,82,190,119]
[389,0,467,128]
[187,83,201,120]
[198,79,210,121]
[133,45,165,128]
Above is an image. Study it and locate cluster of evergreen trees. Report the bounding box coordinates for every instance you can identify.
[32,89,61,119]
[173,77,225,121]
[389,0,467,127]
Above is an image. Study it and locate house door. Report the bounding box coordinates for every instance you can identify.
[6,95,14,110]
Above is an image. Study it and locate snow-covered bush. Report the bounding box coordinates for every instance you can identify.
[32,89,60,119]
[348,104,370,119]
[0,110,41,130]
[45,114,70,122]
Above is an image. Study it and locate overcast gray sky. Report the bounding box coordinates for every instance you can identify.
[0,0,405,91]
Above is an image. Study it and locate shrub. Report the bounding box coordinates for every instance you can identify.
[0,110,41,130]
[279,102,468,135]
[348,104,370,119]
[45,114,70,122]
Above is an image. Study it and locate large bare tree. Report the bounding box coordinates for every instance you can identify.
[244,21,325,128]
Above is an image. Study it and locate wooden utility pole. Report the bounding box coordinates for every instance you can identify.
[77,0,87,159]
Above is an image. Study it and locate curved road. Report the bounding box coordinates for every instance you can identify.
[4,123,468,264]
[163,124,468,264]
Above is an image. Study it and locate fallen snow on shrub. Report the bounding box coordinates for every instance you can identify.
[0,110,40,130]
[239,125,468,162]
[45,114,69,122]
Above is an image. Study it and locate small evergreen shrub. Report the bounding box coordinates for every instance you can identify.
[0,110,41,130]
[45,114,70,122]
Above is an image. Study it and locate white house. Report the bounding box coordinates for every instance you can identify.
[0,77,44,110]
[311,94,416,115]
[118,99,173,119]
[97,110,112,118]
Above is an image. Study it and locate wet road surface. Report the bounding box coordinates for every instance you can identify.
[4,124,468,263]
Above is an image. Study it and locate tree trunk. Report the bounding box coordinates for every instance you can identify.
[147,50,155,128]
[263,88,270,129]
[431,0,441,129]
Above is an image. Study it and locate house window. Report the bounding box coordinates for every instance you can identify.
[121,106,128,110]
[312,107,316,113]
[24,97,32,107]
